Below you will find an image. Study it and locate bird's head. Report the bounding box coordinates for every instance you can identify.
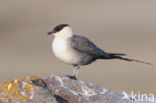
[48,24,73,38]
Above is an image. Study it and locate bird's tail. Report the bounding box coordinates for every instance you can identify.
[117,56,153,65]
[108,53,127,56]
[106,53,153,65]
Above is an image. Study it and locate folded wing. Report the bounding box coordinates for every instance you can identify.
[71,35,109,59]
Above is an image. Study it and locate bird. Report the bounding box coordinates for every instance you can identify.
[48,24,152,80]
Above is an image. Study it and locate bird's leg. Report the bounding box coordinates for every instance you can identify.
[66,65,80,80]
[72,65,80,80]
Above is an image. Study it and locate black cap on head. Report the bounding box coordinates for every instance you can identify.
[48,24,69,35]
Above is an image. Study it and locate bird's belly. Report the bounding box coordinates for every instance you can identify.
[52,38,94,65]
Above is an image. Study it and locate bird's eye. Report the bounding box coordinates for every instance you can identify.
[55,27,62,31]
[53,24,69,33]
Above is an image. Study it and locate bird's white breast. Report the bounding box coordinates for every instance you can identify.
[52,37,78,65]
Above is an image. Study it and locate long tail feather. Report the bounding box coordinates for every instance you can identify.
[117,56,153,65]
[102,52,153,65]
[108,53,126,56]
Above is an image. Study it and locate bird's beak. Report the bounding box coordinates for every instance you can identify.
[48,31,53,35]
[47,31,55,39]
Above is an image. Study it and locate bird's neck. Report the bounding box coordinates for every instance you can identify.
[55,33,73,38]
[55,27,73,38]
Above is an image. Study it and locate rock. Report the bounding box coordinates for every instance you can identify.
[32,86,57,103]
[0,74,155,103]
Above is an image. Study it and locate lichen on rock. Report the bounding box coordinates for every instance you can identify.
[0,74,155,103]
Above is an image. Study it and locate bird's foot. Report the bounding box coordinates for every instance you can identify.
[65,75,77,80]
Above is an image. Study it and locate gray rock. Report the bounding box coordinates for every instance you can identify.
[43,74,130,103]
[0,74,155,103]
[32,86,57,103]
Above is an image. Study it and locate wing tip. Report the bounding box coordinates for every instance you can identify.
[108,53,127,56]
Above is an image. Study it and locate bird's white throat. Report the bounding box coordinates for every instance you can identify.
[54,26,73,38]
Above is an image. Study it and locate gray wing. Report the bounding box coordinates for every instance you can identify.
[71,35,109,58]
